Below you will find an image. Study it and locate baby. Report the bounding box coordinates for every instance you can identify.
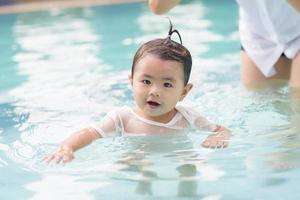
[45,21,231,164]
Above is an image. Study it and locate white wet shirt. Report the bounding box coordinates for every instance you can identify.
[92,106,218,137]
[236,0,300,77]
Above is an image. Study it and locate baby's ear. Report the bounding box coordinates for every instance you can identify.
[128,74,133,86]
[180,83,193,101]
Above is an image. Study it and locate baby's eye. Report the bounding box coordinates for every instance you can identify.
[164,82,173,88]
[142,80,151,85]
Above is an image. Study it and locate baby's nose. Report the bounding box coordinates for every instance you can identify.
[149,86,160,97]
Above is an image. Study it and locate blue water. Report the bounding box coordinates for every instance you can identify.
[1,1,300,199]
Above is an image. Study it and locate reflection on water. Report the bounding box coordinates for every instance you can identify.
[0,0,300,200]
[25,173,107,200]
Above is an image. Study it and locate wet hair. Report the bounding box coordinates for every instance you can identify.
[131,20,192,86]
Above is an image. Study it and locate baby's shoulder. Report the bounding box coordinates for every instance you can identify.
[110,106,132,120]
[176,105,201,116]
[176,105,207,122]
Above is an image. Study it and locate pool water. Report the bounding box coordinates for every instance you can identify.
[1,1,300,199]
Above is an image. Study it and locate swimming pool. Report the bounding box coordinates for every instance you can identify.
[1,1,300,199]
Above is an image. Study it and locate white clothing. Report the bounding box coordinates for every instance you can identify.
[236,0,300,77]
[91,106,217,137]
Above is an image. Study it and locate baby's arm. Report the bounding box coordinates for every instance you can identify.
[182,107,231,149]
[44,127,101,164]
[202,125,231,148]
[148,0,180,14]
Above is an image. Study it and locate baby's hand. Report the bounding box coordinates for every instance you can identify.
[44,145,74,164]
[202,131,230,148]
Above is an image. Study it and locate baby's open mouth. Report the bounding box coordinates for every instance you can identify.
[147,101,160,107]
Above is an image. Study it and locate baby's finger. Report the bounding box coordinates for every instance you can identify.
[202,140,210,148]
[62,155,73,164]
[210,141,219,149]
[54,154,64,164]
[219,140,228,148]
[216,141,224,148]
[43,154,55,164]
[220,140,226,148]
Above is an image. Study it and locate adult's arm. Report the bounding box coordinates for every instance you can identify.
[288,0,300,11]
[148,0,181,14]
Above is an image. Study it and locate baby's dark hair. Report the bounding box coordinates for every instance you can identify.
[131,20,192,85]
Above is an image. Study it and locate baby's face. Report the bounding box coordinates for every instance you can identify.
[129,54,192,122]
